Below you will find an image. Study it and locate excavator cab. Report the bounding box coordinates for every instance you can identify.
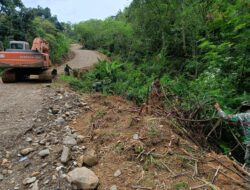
[8,41,30,51]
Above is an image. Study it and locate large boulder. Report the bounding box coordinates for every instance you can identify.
[67,167,99,190]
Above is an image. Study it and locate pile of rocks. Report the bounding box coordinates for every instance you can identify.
[0,87,99,190]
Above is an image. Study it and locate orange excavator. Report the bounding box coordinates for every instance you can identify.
[0,37,57,83]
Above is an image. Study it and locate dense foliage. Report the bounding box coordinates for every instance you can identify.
[0,1,70,63]
[69,0,250,159]
[73,0,250,108]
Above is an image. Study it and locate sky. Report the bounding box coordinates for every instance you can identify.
[22,0,132,23]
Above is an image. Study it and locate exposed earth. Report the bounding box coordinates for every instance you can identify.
[0,45,250,190]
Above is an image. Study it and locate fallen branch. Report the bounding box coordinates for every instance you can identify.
[172,172,190,178]
[210,165,250,189]
[136,169,145,184]
[136,150,145,159]
[175,117,213,122]
[211,156,250,183]
[160,161,176,176]
[206,120,221,140]
[192,160,198,177]
[211,166,220,184]
[232,161,250,179]
[230,128,245,151]
[190,183,208,190]
[131,185,152,190]
[199,178,221,190]
[180,148,198,161]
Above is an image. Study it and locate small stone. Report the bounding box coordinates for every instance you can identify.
[84,106,90,110]
[65,103,73,109]
[56,117,65,126]
[133,134,139,140]
[14,185,20,190]
[81,146,86,150]
[56,166,64,171]
[76,135,85,143]
[0,174,4,180]
[31,180,39,190]
[77,150,98,167]
[61,146,71,164]
[110,185,118,190]
[63,136,77,146]
[61,174,67,178]
[43,180,49,185]
[1,159,10,167]
[38,149,50,158]
[19,156,28,162]
[5,151,11,158]
[52,175,57,180]
[114,169,121,177]
[31,172,40,177]
[79,102,88,107]
[39,140,46,145]
[23,177,36,185]
[35,127,45,134]
[51,105,60,114]
[41,163,48,168]
[72,146,79,151]
[25,137,32,143]
[20,148,34,156]
[67,167,99,190]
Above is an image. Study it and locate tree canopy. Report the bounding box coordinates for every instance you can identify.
[0,0,70,63]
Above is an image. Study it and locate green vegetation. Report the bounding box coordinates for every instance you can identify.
[0,1,70,63]
[64,0,250,160]
[173,181,188,190]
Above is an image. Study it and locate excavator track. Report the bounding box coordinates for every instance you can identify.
[1,68,57,83]
[2,69,16,83]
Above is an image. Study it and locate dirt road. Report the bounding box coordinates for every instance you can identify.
[0,83,43,150]
[57,44,107,73]
[0,45,102,151]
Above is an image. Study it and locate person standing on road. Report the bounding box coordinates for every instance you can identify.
[64,64,73,76]
[214,102,250,168]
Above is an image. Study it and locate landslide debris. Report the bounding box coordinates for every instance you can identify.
[0,85,249,190]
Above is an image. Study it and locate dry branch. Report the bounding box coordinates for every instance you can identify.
[211,166,220,184]
[131,185,152,190]
[211,156,250,183]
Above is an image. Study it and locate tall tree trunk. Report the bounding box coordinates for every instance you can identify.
[181,1,187,56]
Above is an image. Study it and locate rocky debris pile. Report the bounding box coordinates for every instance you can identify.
[0,86,100,190]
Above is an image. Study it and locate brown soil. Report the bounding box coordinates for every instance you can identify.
[71,94,250,190]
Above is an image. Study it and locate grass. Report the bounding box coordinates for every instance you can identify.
[147,127,160,138]
[173,181,188,190]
